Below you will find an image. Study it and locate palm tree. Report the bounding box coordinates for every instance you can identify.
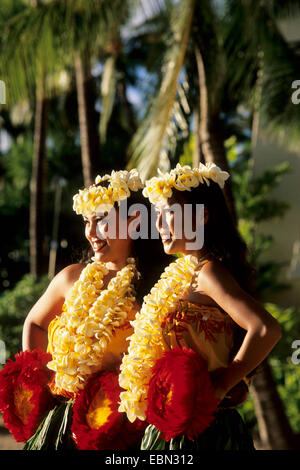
[29,75,48,277]
[74,48,101,186]
[190,0,237,225]
[126,0,194,177]
[125,0,238,224]
[0,0,50,276]
[0,0,131,273]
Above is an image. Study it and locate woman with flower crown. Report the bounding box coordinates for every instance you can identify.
[0,169,168,450]
[118,163,282,450]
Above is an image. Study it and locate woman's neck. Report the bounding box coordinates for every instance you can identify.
[181,246,211,262]
[106,260,128,272]
[105,250,135,272]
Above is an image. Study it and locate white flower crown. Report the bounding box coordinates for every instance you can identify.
[142,162,230,205]
[73,169,144,216]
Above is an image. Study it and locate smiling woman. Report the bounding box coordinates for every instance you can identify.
[0,169,169,450]
[79,177,169,304]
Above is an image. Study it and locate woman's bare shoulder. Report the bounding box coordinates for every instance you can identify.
[51,263,86,297]
[23,264,86,331]
[59,263,85,281]
[197,257,241,296]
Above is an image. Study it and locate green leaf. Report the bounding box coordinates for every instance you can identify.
[140,424,166,450]
[127,0,195,179]
[23,400,76,450]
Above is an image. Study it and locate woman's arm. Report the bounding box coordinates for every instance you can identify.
[22,264,84,352]
[197,260,282,400]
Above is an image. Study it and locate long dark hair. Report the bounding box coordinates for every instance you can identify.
[169,181,258,374]
[79,184,170,304]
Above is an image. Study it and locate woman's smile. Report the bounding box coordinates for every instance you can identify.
[160,231,172,243]
[92,239,107,252]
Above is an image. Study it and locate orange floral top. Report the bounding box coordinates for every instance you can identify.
[160,299,235,372]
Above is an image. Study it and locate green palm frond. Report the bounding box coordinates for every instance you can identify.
[124,2,171,78]
[223,0,300,148]
[127,0,195,179]
[99,55,117,143]
[223,0,261,103]
[0,0,128,104]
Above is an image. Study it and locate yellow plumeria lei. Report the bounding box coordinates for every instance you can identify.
[47,258,137,395]
[142,163,230,205]
[73,169,144,216]
[118,254,199,422]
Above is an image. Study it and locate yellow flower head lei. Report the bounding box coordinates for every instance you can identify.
[73,169,144,216]
[142,162,230,206]
[47,169,144,396]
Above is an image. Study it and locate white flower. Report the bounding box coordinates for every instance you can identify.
[73,169,144,217]
[143,163,230,207]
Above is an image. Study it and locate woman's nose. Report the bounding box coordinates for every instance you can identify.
[87,220,97,239]
[156,211,162,232]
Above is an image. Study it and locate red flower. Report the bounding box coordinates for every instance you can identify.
[71,370,147,450]
[146,347,219,441]
[0,349,56,442]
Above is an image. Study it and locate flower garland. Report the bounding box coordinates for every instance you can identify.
[73,169,144,216]
[47,258,137,396]
[142,163,230,205]
[118,254,199,422]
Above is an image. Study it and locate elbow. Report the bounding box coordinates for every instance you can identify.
[256,319,282,344]
[22,316,31,351]
[22,316,39,351]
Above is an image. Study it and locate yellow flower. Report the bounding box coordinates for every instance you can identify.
[143,163,230,206]
[73,169,144,217]
[118,255,199,422]
[47,259,137,396]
